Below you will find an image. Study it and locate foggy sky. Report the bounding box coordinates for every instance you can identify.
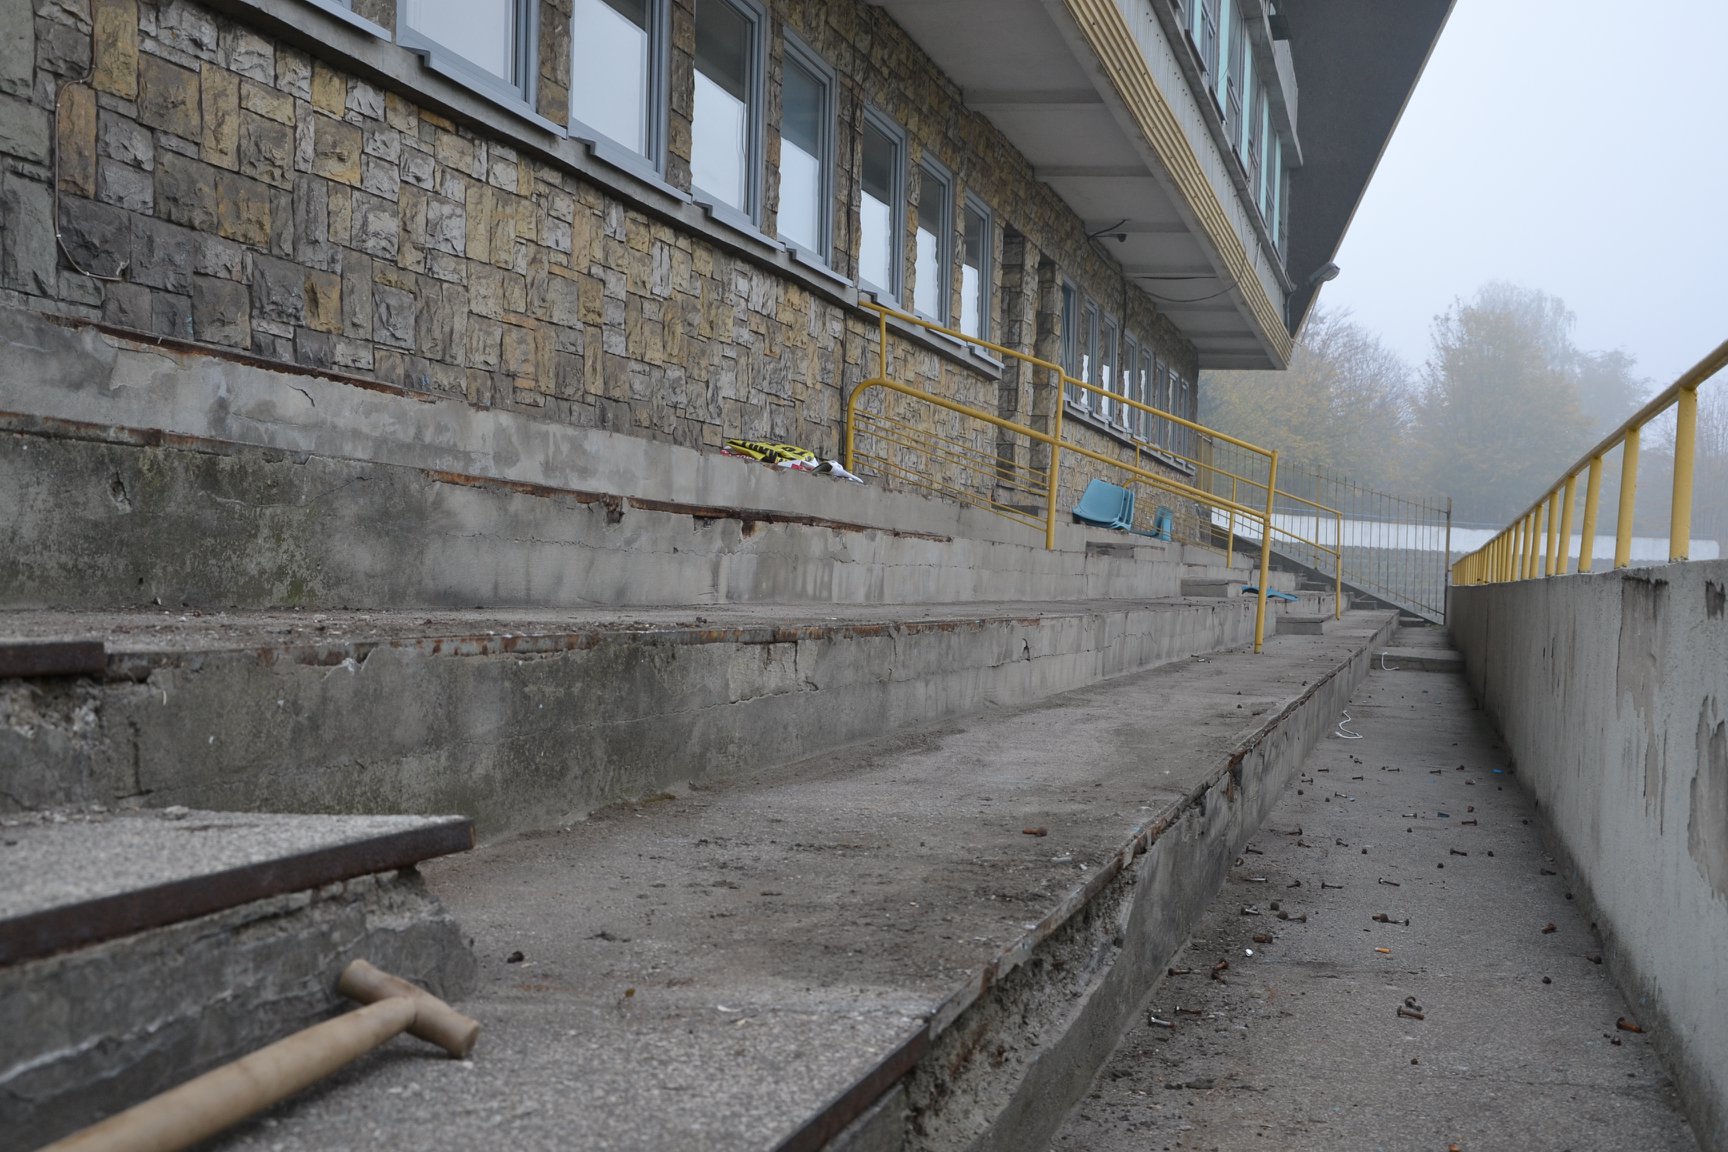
[1319,0,1727,392]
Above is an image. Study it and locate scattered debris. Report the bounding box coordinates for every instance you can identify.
[1241,905,1263,916]
[1321,881,1344,890]
[506,951,526,964]
[1616,1017,1645,1034]
[1586,953,1603,965]
[1276,911,1307,923]
[1146,1012,1175,1029]
[1022,827,1048,837]
[1252,932,1273,944]
[1378,878,1402,887]
[1542,922,1558,934]
[1374,947,1392,955]
[1167,967,1194,977]
[1371,913,1409,925]
[1542,976,1552,984]
[1245,846,1265,855]
[1210,960,1230,981]
[1397,1005,1426,1021]
[1540,867,1558,876]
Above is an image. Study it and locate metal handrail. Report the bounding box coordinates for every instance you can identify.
[1452,337,1728,586]
[848,302,1282,651]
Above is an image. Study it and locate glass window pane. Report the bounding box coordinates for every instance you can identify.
[859,121,896,292]
[960,203,985,338]
[779,55,824,253]
[406,0,517,83]
[571,0,650,154]
[693,0,752,212]
[1099,319,1116,420]
[914,167,946,320]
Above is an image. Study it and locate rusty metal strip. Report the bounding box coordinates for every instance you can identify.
[0,818,475,968]
[627,495,952,543]
[0,640,105,679]
[768,1026,929,1152]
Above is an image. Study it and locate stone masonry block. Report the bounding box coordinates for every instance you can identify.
[310,113,361,185]
[35,18,90,79]
[192,273,249,346]
[98,158,152,211]
[137,53,200,140]
[215,170,271,246]
[1,172,53,294]
[151,289,192,338]
[372,282,414,349]
[349,191,398,259]
[154,151,219,232]
[97,109,151,168]
[238,111,293,188]
[340,249,371,338]
[310,59,344,116]
[425,192,464,255]
[90,0,137,98]
[201,66,239,169]
[221,24,274,84]
[250,252,305,325]
[0,92,49,164]
[0,0,33,97]
[303,267,341,334]
[55,82,96,196]
[57,195,130,275]
[239,79,293,124]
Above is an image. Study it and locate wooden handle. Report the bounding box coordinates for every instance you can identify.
[337,959,480,1058]
[40,961,480,1152]
[43,997,417,1152]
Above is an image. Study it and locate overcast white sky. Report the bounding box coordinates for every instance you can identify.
[1319,0,1728,391]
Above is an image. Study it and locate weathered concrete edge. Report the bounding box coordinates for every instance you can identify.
[781,614,1399,1151]
[1451,564,1728,1152]
[0,816,475,967]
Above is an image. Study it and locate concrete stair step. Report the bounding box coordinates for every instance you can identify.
[1,810,476,1148]
[1,598,1270,838]
[172,610,1399,1151]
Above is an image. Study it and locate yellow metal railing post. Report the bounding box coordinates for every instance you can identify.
[1555,487,1569,576]
[1254,450,1278,654]
[1558,473,1577,575]
[1579,455,1603,573]
[1512,517,1526,580]
[1226,476,1236,568]
[1045,367,1063,551]
[1615,427,1640,569]
[1671,386,1698,561]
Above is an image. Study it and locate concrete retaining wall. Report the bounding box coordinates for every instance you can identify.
[0,310,1201,610]
[1451,560,1728,1151]
[4,600,1268,836]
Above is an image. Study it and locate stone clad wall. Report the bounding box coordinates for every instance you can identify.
[1,0,1205,518]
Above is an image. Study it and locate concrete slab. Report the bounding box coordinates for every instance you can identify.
[1280,614,1332,636]
[0,809,473,964]
[1049,668,1699,1151]
[0,599,1269,835]
[165,614,1395,1152]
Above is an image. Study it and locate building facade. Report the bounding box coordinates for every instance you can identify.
[0,0,1448,548]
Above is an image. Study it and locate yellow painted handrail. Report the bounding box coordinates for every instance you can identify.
[1452,336,1728,586]
[848,302,1287,650]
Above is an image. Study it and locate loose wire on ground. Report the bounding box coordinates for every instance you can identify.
[1335,711,1364,739]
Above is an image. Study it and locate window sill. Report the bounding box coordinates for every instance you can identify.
[297,0,387,37]
[411,45,567,137]
[875,305,1005,381]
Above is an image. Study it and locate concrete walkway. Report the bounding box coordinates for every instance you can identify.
[1049,644,1701,1151]
[191,614,1393,1152]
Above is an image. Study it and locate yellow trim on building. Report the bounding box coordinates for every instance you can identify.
[1066,0,1294,366]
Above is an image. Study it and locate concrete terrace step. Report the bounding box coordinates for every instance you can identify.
[2,810,477,1148]
[2,598,1270,835]
[173,611,1397,1152]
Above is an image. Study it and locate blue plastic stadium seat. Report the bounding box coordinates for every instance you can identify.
[1072,478,1133,530]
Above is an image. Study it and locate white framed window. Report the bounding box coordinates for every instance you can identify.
[1122,335,1139,430]
[1137,345,1158,439]
[1236,32,1254,160]
[692,0,764,223]
[571,0,666,168]
[913,158,952,324]
[401,0,535,103]
[1079,300,1099,411]
[1216,0,1234,121]
[1097,315,1118,423]
[777,36,834,260]
[858,108,904,301]
[960,196,990,339]
[1060,280,1081,406]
